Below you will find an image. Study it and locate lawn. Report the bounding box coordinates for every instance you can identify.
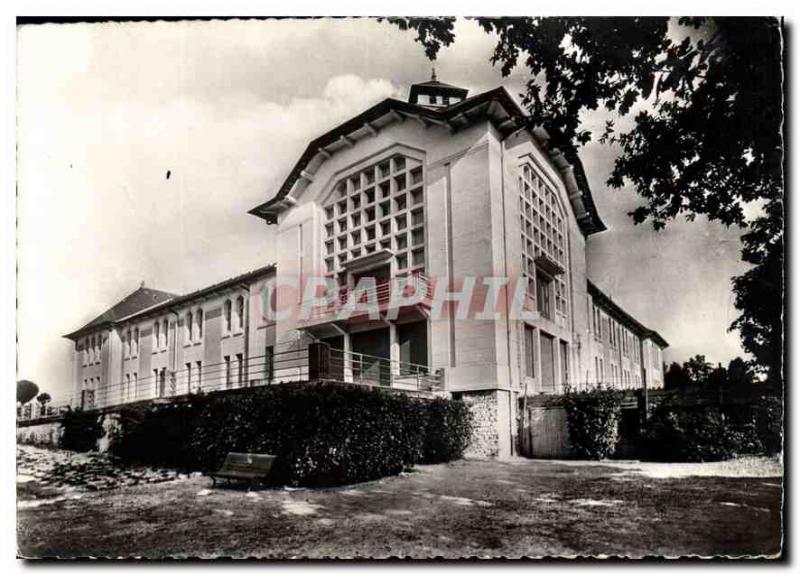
[17,445,783,559]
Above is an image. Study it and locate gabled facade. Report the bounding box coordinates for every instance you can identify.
[248,77,668,456]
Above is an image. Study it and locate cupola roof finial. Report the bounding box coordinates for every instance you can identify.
[431,65,437,82]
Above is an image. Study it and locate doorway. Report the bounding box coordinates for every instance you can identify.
[351,328,390,385]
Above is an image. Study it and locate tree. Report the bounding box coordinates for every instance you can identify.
[390,17,783,386]
[664,362,692,391]
[17,380,39,405]
[36,392,52,408]
[683,355,713,384]
[727,357,755,387]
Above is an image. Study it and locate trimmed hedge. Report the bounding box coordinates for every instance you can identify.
[108,383,472,486]
[423,398,473,463]
[562,386,624,460]
[643,400,763,462]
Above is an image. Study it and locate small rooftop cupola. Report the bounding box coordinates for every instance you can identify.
[408,67,469,108]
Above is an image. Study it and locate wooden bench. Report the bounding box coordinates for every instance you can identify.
[208,452,276,487]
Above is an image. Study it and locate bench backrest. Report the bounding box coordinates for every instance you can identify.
[221,452,276,473]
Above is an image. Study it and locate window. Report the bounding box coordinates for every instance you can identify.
[154,321,160,350]
[133,327,139,356]
[162,319,168,349]
[236,353,244,386]
[196,361,202,391]
[237,296,245,330]
[519,163,569,319]
[224,356,231,388]
[524,324,536,378]
[224,300,232,332]
[133,373,138,400]
[124,374,130,402]
[536,274,552,320]
[197,309,204,340]
[186,362,192,393]
[186,311,193,341]
[323,154,425,276]
[126,329,132,356]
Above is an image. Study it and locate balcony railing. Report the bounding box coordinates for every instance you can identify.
[304,272,433,324]
[324,345,443,392]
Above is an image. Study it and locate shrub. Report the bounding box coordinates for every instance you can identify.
[753,394,783,455]
[562,386,624,459]
[423,398,472,463]
[60,409,104,452]
[108,383,472,486]
[644,400,764,462]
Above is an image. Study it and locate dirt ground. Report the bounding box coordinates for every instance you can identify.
[16,445,783,559]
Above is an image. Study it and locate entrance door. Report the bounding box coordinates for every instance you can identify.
[351,328,390,386]
[540,333,555,392]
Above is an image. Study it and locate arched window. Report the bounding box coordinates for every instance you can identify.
[186,311,193,341]
[237,296,245,330]
[126,329,132,356]
[162,319,168,349]
[197,308,204,339]
[154,321,160,349]
[133,327,139,355]
[224,300,232,332]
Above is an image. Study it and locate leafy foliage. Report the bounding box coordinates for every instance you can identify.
[107,384,472,487]
[60,410,104,452]
[562,386,624,459]
[423,397,473,463]
[36,392,52,406]
[644,399,763,462]
[389,16,783,386]
[753,394,783,455]
[17,380,39,405]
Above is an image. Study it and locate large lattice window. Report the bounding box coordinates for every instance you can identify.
[519,163,569,319]
[323,154,425,276]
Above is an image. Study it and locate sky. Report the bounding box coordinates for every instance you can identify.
[16,17,750,401]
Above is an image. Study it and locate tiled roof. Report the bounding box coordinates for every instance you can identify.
[64,287,178,339]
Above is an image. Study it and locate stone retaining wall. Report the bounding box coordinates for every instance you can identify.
[16,420,64,448]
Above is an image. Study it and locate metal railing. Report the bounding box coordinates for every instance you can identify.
[325,346,443,392]
[17,339,444,423]
[305,272,433,322]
